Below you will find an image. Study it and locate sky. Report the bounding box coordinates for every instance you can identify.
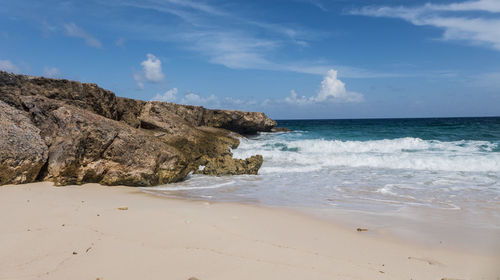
[1,0,499,119]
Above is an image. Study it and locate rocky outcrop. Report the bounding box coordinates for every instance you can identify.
[201,110,276,134]
[132,101,276,134]
[0,101,48,185]
[0,72,276,133]
[0,71,276,186]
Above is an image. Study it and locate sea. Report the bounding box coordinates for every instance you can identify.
[143,117,500,251]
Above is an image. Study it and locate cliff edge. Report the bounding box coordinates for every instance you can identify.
[0,71,276,186]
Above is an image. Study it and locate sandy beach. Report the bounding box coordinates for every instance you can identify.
[1,182,499,280]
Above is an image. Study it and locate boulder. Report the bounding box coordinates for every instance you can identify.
[196,155,263,176]
[0,101,48,184]
[271,127,291,132]
[18,96,190,186]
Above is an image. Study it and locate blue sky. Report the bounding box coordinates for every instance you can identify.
[1,0,499,119]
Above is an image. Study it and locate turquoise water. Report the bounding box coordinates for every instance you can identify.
[145,117,500,230]
[276,117,500,144]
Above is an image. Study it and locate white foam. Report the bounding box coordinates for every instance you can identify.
[233,137,500,172]
[142,181,234,191]
[145,135,500,230]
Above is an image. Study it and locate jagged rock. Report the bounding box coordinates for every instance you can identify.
[0,72,120,120]
[201,110,277,134]
[145,102,277,134]
[16,96,190,186]
[196,155,263,176]
[0,100,48,185]
[271,127,291,132]
[0,71,274,186]
[0,71,275,135]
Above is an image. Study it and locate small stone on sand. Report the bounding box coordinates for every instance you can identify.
[356,228,368,232]
[117,207,128,210]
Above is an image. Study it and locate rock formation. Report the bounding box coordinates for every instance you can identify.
[0,71,276,186]
[0,101,48,185]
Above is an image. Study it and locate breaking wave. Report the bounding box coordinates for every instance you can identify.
[233,137,500,173]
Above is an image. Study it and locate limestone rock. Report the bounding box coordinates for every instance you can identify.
[0,71,276,135]
[142,101,276,134]
[0,101,48,184]
[196,155,263,176]
[35,98,189,186]
[0,71,273,186]
[201,110,277,134]
[271,127,291,132]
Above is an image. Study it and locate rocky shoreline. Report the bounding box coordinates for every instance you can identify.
[0,71,276,186]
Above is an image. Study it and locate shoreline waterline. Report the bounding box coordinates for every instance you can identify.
[143,117,500,257]
[141,183,500,257]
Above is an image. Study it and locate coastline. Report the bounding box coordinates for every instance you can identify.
[1,182,499,280]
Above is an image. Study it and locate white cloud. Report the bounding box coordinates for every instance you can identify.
[285,90,310,105]
[296,0,327,11]
[431,0,500,13]
[315,69,364,102]
[104,0,382,77]
[133,73,144,89]
[183,31,277,70]
[141,54,164,82]
[352,0,500,51]
[286,69,364,104]
[43,67,60,78]
[134,53,165,88]
[180,92,218,107]
[148,71,362,110]
[0,60,19,73]
[152,88,178,102]
[155,89,257,110]
[63,22,102,48]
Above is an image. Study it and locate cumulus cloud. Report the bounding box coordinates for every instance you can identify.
[151,88,257,110]
[286,69,364,104]
[134,53,165,88]
[152,88,178,102]
[0,60,19,73]
[43,67,60,78]
[63,23,102,48]
[180,92,218,107]
[149,70,363,111]
[351,0,500,51]
[141,54,164,82]
[285,90,310,105]
[315,70,363,102]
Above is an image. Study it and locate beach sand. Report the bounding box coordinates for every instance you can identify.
[1,182,499,280]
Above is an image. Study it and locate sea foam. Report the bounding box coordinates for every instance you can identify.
[233,137,500,173]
